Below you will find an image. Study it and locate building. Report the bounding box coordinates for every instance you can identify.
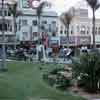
[0,0,15,46]
[16,0,58,43]
[58,0,100,48]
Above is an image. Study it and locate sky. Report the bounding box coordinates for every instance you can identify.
[46,0,100,18]
[8,0,100,18]
[48,0,81,14]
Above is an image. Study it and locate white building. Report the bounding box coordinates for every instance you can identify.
[58,0,100,47]
[16,0,58,42]
[0,0,15,45]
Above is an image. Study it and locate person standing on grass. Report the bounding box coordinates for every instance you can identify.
[37,42,42,62]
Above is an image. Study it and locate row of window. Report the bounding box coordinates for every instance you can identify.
[22,30,57,39]
[60,30,73,35]
[22,19,56,26]
[60,25,100,35]
[0,22,12,31]
[77,25,100,34]
[0,9,11,16]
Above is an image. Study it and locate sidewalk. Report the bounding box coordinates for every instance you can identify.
[43,57,72,64]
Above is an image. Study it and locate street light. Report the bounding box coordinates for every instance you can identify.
[1,0,7,71]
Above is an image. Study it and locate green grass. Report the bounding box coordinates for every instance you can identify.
[0,62,86,100]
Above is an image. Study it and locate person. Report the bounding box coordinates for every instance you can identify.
[37,42,42,61]
[66,48,72,59]
[63,47,67,61]
[23,49,28,61]
[81,46,88,54]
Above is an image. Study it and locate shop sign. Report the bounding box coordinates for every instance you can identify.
[77,36,91,45]
[60,36,75,45]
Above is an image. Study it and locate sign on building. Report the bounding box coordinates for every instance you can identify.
[22,0,30,8]
[60,36,75,45]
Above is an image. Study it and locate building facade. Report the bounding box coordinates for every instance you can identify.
[16,0,58,42]
[0,0,15,45]
[58,1,100,48]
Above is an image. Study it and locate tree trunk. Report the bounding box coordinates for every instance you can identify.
[66,24,69,48]
[13,16,17,50]
[37,16,41,61]
[38,16,41,43]
[1,0,7,71]
[92,8,96,49]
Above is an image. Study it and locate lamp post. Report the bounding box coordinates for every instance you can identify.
[1,0,7,71]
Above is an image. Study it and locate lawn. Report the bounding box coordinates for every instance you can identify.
[0,62,86,100]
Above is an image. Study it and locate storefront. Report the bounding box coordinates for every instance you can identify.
[95,36,100,47]
[60,36,91,48]
[76,36,91,47]
[60,36,76,47]
[49,37,60,54]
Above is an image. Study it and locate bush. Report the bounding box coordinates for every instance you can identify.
[43,67,72,91]
[56,76,71,90]
[72,52,100,93]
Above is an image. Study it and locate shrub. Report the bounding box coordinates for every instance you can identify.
[56,76,71,90]
[72,52,100,93]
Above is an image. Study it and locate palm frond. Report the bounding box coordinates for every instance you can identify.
[7,2,17,17]
[60,12,73,27]
[37,1,50,17]
[86,0,100,10]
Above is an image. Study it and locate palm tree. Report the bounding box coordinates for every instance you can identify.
[36,1,50,61]
[36,1,50,43]
[8,2,21,50]
[86,0,100,49]
[1,0,7,71]
[60,11,73,48]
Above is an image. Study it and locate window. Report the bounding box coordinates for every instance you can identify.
[60,30,63,34]
[98,27,100,34]
[0,23,7,31]
[95,27,97,34]
[52,21,56,24]
[23,32,28,39]
[81,25,85,34]
[22,20,27,26]
[49,24,51,32]
[71,26,73,34]
[9,25,12,32]
[42,20,47,24]
[33,32,38,37]
[4,10,7,16]
[77,25,79,32]
[0,10,2,16]
[87,26,90,34]
[32,20,37,26]
[8,10,11,16]
[64,30,67,34]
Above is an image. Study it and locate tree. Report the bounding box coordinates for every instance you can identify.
[36,1,50,62]
[1,0,7,71]
[86,0,100,49]
[36,1,50,43]
[60,11,73,48]
[8,2,21,50]
[72,52,100,92]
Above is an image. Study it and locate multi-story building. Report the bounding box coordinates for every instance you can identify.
[0,0,15,46]
[16,0,58,42]
[58,0,100,48]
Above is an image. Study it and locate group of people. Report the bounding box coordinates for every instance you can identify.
[6,47,37,61]
[5,44,86,62]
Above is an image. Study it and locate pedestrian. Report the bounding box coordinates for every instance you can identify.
[63,47,67,61]
[37,42,42,62]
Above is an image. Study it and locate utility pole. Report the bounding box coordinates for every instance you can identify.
[1,0,7,71]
